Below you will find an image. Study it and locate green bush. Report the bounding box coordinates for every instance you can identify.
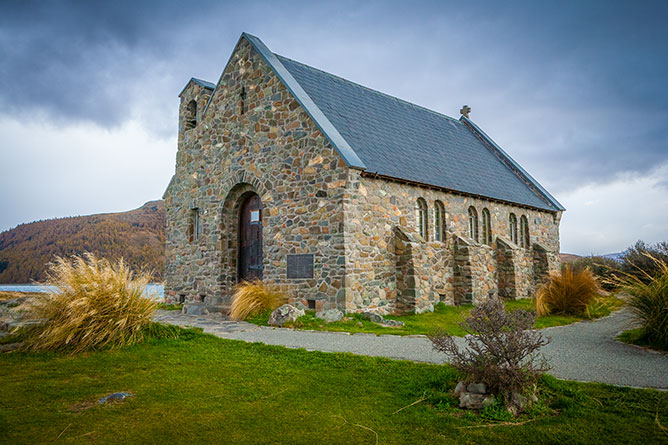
[609,255,668,349]
[620,240,668,282]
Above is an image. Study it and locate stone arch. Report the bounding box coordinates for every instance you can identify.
[218,181,264,298]
[185,100,197,129]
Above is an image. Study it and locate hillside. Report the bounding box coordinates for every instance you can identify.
[0,201,165,284]
[559,253,582,263]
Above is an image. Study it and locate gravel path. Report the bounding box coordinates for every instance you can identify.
[154,308,667,389]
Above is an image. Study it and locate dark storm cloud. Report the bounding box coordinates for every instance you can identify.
[0,0,667,190]
[0,0,227,129]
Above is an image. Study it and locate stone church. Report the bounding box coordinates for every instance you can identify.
[163,33,564,314]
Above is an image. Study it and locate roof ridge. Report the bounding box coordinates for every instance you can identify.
[274,54,461,124]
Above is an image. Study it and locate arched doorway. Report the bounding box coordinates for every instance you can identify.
[238,192,263,281]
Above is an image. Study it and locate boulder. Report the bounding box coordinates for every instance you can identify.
[481,396,496,409]
[455,381,495,410]
[381,319,405,327]
[182,303,209,316]
[316,309,344,323]
[505,391,538,416]
[361,311,384,323]
[467,382,487,394]
[0,297,28,308]
[459,392,494,410]
[98,392,133,404]
[268,304,305,327]
[0,342,23,353]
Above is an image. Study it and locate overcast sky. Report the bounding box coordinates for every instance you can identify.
[1,0,666,255]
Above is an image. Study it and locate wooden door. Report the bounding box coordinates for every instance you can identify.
[238,193,263,281]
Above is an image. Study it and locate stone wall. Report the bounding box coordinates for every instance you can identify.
[343,170,561,313]
[394,227,451,314]
[164,35,563,314]
[496,237,517,300]
[164,37,349,311]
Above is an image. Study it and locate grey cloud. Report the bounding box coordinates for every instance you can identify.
[0,0,667,187]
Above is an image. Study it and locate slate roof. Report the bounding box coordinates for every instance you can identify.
[195,33,564,212]
[178,77,215,97]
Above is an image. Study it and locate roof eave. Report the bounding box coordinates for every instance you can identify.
[178,77,215,98]
[162,175,175,200]
[459,116,565,212]
[361,171,558,213]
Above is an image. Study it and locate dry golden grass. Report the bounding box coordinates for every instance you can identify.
[17,253,156,354]
[229,280,286,321]
[534,265,602,317]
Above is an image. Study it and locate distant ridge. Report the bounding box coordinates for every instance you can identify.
[559,253,582,263]
[602,252,624,261]
[0,201,165,284]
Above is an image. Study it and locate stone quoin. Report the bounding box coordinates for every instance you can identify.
[163,33,565,315]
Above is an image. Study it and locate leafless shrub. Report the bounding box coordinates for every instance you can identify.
[429,298,550,398]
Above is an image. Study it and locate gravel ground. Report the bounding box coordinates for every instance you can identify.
[155,308,667,389]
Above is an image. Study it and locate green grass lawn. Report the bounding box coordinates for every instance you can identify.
[156,302,183,311]
[618,328,668,352]
[247,296,625,337]
[1,327,666,444]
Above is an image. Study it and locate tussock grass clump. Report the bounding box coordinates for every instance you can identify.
[229,280,286,321]
[19,253,157,354]
[567,255,620,290]
[534,266,601,317]
[608,255,668,349]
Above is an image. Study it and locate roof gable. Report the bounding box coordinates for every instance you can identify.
[178,77,215,97]
[202,33,564,212]
[241,33,365,170]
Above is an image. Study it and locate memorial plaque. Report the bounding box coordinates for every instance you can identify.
[287,254,314,279]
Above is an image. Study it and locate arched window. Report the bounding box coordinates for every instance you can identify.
[416,198,428,239]
[481,208,492,245]
[520,215,530,248]
[188,208,200,242]
[509,213,518,244]
[239,86,246,115]
[185,100,197,130]
[468,206,479,242]
[434,200,446,242]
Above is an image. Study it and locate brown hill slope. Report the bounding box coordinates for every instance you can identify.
[559,253,582,263]
[0,201,165,284]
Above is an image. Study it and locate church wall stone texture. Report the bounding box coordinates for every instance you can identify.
[164,34,564,315]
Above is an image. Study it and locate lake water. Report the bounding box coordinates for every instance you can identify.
[0,283,165,299]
